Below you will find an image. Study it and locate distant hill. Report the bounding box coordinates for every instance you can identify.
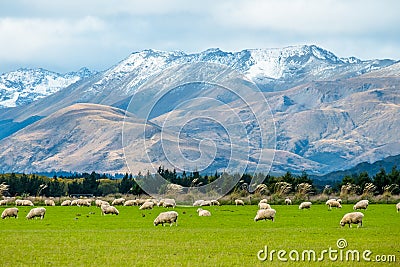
[312,154,400,184]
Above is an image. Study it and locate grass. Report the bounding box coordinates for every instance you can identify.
[0,204,399,266]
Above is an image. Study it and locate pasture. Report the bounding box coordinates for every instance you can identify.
[0,204,398,266]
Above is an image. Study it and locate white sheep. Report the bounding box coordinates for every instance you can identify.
[1,208,18,219]
[136,199,146,206]
[146,199,158,205]
[254,209,276,222]
[26,207,46,220]
[396,203,400,213]
[325,199,337,205]
[197,208,211,216]
[235,199,245,206]
[77,199,91,207]
[210,200,220,206]
[284,198,292,205]
[60,200,71,206]
[326,200,342,210]
[70,199,78,206]
[258,202,271,210]
[96,200,109,207]
[101,205,119,215]
[22,200,34,206]
[153,211,179,226]
[0,200,7,206]
[193,200,205,206]
[45,199,55,206]
[340,212,364,228]
[123,200,136,206]
[299,201,312,209]
[200,200,211,206]
[162,199,176,208]
[139,201,154,210]
[353,200,369,210]
[15,199,34,206]
[111,198,125,206]
[259,199,268,204]
[95,199,104,207]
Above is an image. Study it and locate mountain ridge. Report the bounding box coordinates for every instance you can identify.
[0,45,398,175]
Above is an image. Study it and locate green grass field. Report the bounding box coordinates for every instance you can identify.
[0,204,398,266]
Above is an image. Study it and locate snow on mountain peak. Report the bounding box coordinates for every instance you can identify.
[0,68,96,108]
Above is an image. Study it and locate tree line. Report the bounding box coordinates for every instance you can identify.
[0,165,399,197]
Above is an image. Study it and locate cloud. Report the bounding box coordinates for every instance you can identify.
[0,17,105,60]
[213,0,399,35]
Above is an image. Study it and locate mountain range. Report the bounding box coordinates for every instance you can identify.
[0,45,399,176]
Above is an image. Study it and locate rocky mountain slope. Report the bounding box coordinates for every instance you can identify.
[0,45,398,175]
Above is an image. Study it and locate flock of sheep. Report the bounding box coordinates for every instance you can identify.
[1,196,400,228]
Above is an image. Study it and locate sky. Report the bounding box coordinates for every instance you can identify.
[0,0,399,74]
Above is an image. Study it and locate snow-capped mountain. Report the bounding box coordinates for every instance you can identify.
[0,45,398,175]
[93,45,395,94]
[0,67,97,108]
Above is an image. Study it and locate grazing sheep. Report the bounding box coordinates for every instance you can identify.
[299,201,312,210]
[396,203,400,213]
[200,200,211,206]
[26,207,46,220]
[124,200,136,206]
[77,199,91,207]
[258,202,271,210]
[0,200,7,206]
[146,199,158,205]
[111,198,125,206]
[1,208,18,219]
[153,211,179,226]
[193,200,205,206]
[70,199,78,206]
[254,209,276,222]
[197,208,211,216]
[23,200,34,206]
[161,199,176,208]
[95,199,103,207]
[139,201,154,210]
[235,199,245,206]
[340,212,364,228]
[61,200,71,206]
[45,199,55,206]
[326,200,342,210]
[15,199,34,206]
[136,199,146,206]
[259,199,268,204]
[96,200,109,207]
[284,198,292,205]
[353,200,369,210]
[325,199,337,205]
[210,200,220,206]
[101,205,119,215]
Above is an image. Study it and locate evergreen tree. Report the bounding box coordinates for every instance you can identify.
[374,168,390,194]
[119,173,132,194]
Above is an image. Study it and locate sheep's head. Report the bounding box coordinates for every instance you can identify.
[340,220,345,227]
